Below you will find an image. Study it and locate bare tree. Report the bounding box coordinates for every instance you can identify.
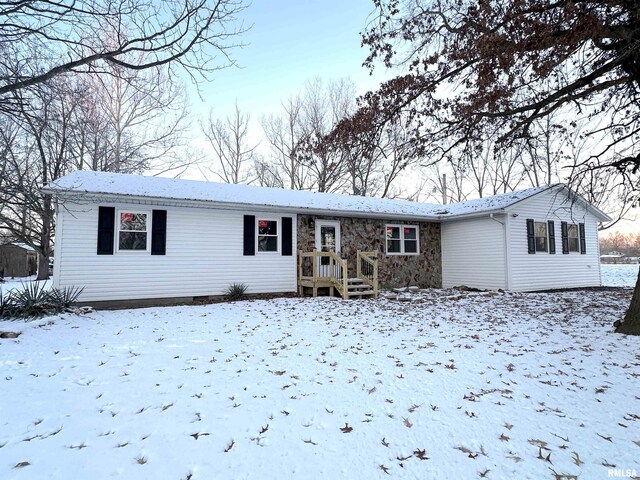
[202,103,258,184]
[0,0,247,105]
[252,156,284,188]
[261,95,309,190]
[89,64,190,175]
[0,79,79,278]
[490,144,527,195]
[325,111,422,198]
[298,78,356,193]
[422,161,467,205]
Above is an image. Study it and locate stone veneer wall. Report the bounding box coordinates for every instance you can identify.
[297,215,442,289]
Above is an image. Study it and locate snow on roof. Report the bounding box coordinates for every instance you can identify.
[1,242,36,252]
[429,186,553,217]
[43,171,558,220]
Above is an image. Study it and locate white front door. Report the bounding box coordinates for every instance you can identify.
[315,220,341,276]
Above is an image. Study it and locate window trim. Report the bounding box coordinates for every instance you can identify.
[533,221,548,253]
[385,224,420,256]
[115,209,150,253]
[256,217,279,254]
[567,223,580,253]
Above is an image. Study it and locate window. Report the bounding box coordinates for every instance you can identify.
[534,222,548,252]
[257,219,278,252]
[567,224,579,252]
[386,225,419,255]
[117,211,148,251]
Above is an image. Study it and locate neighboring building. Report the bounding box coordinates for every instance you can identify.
[42,171,611,305]
[600,253,639,264]
[0,243,38,278]
[600,252,626,264]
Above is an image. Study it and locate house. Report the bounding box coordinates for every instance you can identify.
[438,189,610,291]
[0,243,38,278]
[600,253,640,264]
[42,171,610,305]
[600,252,627,264]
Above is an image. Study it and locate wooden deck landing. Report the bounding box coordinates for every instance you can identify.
[298,250,378,299]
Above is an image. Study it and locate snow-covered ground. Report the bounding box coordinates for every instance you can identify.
[1,289,638,480]
[0,276,51,293]
[601,263,639,287]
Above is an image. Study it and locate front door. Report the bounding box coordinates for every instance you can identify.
[315,220,341,276]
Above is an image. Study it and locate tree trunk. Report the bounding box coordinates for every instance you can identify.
[616,267,640,335]
[36,196,53,281]
[36,252,49,281]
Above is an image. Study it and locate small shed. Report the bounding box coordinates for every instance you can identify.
[0,243,38,278]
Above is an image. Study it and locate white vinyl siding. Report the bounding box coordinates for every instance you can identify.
[54,202,297,302]
[442,189,604,292]
[441,216,507,290]
[506,190,601,291]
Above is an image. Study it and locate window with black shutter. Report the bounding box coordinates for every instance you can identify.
[281,217,293,256]
[151,210,167,255]
[548,220,555,254]
[97,207,115,255]
[579,223,586,254]
[526,219,535,254]
[561,221,569,254]
[243,215,256,256]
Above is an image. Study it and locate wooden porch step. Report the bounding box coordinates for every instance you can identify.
[348,290,376,297]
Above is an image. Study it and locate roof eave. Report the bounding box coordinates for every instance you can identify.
[437,210,507,222]
[43,189,443,222]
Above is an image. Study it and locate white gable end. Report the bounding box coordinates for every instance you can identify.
[505,189,602,291]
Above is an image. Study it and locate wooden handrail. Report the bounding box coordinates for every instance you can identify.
[357,250,379,297]
[299,250,376,299]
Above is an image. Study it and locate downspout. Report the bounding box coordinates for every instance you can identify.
[51,199,62,289]
[596,221,603,286]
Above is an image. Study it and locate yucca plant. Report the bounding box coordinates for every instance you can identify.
[0,283,84,319]
[4,281,51,317]
[46,286,84,308]
[223,282,248,301]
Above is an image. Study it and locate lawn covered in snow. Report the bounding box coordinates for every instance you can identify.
[0,276,51,293]
[1,289,638,480]
[601,263,640,287]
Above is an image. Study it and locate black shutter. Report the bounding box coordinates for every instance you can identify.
[561,221,569,254]
[243,215,255,256]
[548,220,555,254]
[97,206,115,255]
[151,210,167,255]
[281,217,293,256]
[526,219,535,254]
[579,223,586,254]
